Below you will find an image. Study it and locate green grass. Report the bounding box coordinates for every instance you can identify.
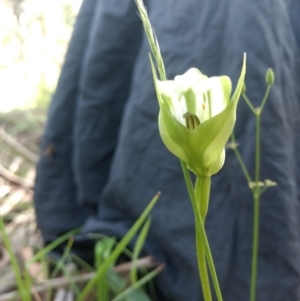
[0,193,161,301]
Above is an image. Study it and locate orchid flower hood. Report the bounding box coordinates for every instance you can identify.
[151,55,246,177]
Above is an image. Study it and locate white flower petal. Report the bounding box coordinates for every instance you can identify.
[157,80,187,126]
[207,77,228,117]
[175,68,208,94]
[157,69,232,128]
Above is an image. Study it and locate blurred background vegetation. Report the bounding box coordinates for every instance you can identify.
[0,2,163,299]
[0,0,82,296]
[0,0,82,180]
[0,0,82,112]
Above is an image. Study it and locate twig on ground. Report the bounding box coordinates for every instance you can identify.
[0,256,162,301]
[0,163,33,190]
[0,128,38,164]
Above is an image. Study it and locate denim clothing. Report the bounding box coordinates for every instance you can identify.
[34,1,300,300]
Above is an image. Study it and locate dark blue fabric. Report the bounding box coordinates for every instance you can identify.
[34,0,98,240]
[34,0,300,300]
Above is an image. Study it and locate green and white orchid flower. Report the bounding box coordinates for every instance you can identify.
[151,55,246,177]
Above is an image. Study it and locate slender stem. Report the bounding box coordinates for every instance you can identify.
[255,115,261,184]
[197,211,223,301]
[250,112,261,301]
[230,133,252,183]
[259,186,269,195]
[239,81,273,301]
[180,161,212,301]
[180,161,223,301]
[260,85,272,112]
[242,93,256,114]
[195,177,223,301]
[198,239,212,301]
[195,177,210,221]
[196,176,212,301]
[250,192,260,301]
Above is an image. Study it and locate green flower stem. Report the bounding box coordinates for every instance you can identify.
[195,176,210,221]
[180,161,223,301]
[250,191,260,301]
[242,93,256,114]
[250,108,261,301]
[260,85,272,112]
[197,239,212,301]
[195,177,223,301]
[255,114,261,184]
[229,73,274,301]
[250,82,272,301]
[230,133,252,183]
[196,176,212,301]
[180,161,212,301]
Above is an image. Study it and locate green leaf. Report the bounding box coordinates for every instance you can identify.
[77,192,160,301]
[94,237,116,301]
[130,217,152,284]
[27,227,81,266]
[112,266,163,301]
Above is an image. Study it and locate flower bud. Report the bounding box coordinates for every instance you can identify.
[265,68,275,85]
